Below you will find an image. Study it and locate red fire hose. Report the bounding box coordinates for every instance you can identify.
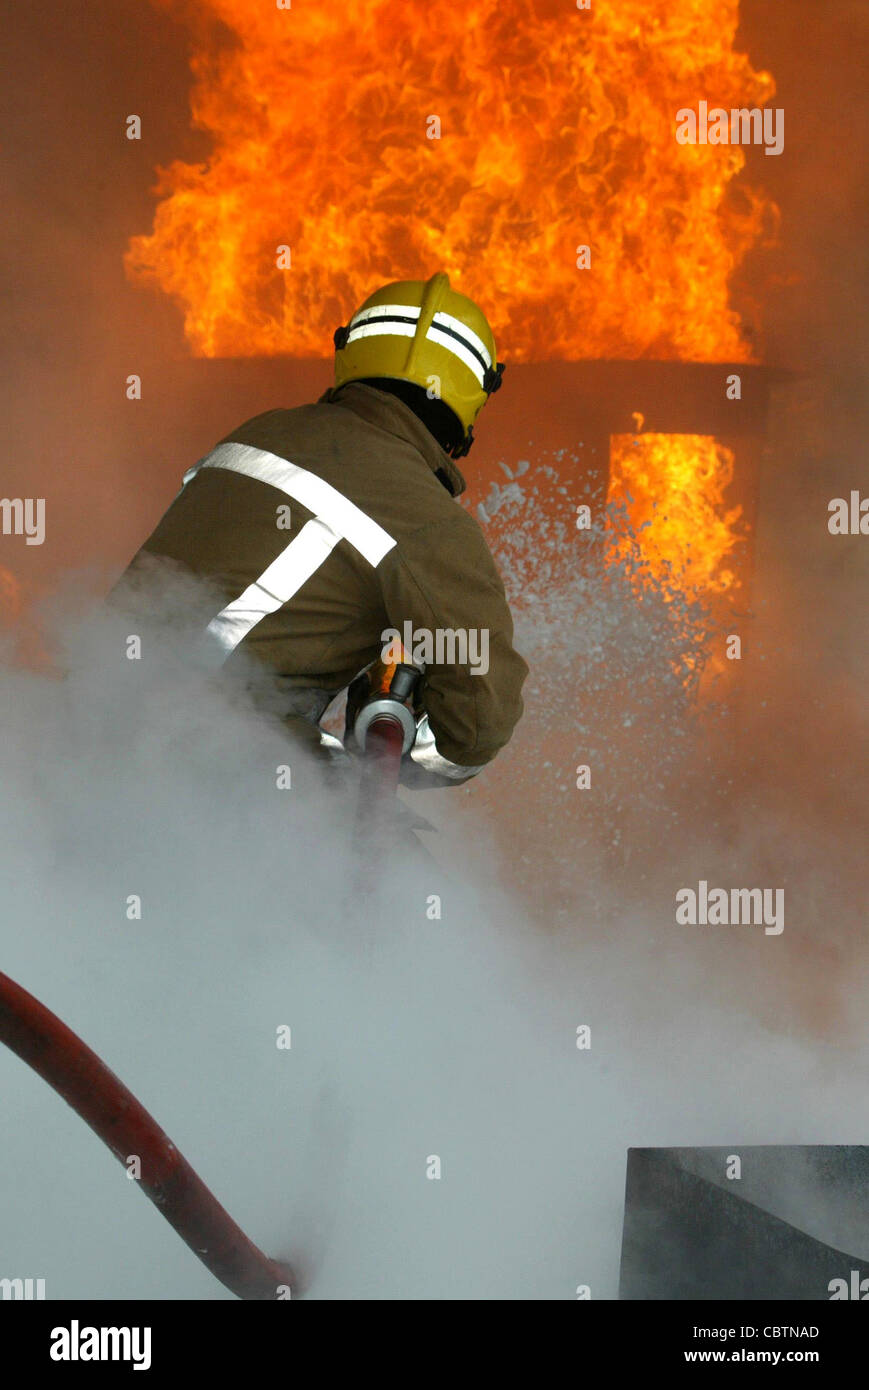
[0,969,296,1300]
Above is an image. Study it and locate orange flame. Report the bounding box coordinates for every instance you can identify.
[608,431,745,597]
[126,0,775,363]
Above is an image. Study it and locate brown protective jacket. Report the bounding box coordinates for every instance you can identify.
[115,382,527,783]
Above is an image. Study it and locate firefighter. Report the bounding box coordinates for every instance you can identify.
[111,272,527,788]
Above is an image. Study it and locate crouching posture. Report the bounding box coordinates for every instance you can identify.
[112,272,528,787]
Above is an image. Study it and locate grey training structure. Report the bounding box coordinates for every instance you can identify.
[619,1145,869,1300]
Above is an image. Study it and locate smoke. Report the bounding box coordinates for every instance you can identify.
[1,497,867,1300]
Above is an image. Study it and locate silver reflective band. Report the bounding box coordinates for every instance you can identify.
[201,443,396,566]
[409,714,485,783]
[206,518,337,657]
[194,443,396,661]
[432,310,492,368]
[346,321,485,386]
[346,305,490,387]
[350,303,491,369]
[346,321,416,345]
[350,302,422,327]
[425,326,486,385]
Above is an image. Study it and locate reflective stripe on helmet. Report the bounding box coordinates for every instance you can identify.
[424,325,486,386]
[346,319,416,343]
[431,311,493,369]
[346,318,487,387]
[350,302,422,327]
[346,301,493,389]
[349,302,491,370]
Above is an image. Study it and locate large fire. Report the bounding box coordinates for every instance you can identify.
[128,0,774,364]
[127,0,776,601]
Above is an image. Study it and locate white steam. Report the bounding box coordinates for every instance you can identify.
[0,467,866,1300]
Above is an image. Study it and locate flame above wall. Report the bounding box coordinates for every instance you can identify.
[126,0,776,363]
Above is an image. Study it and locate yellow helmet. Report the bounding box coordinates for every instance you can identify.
[333,272,504,458]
